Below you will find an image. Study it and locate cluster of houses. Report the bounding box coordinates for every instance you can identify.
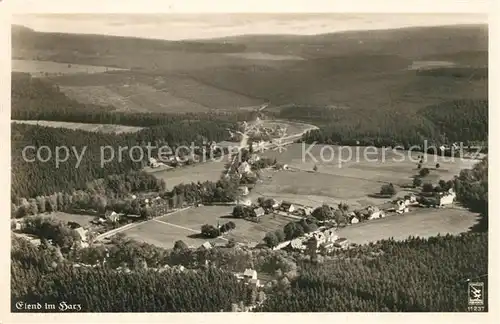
[11,218,89,248]
[276,227,350,252]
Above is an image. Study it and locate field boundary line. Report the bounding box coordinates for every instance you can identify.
[153,219,199,233]
[94,206,191,241]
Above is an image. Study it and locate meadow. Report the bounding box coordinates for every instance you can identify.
[255,143,479,208]
[12,59,125,76]
[122,206,293,248]
[11,120,143,134]
[336,207,480,244]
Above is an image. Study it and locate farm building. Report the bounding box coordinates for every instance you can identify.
[351,217,360,224]
[280,201,295,213]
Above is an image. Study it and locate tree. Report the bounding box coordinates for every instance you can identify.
[264,232,279,248]
[201,224,220,238]
[338,202,349,212]
[313,164,318,172]
[232,205,245,218]
[413,177,423,188]
[284,222,299,241]
[422,183,434,193]
[311,204,333,221]
[380,183,396,196]
[417,163,422,169]
[436,163,441,169]
[226,238,236,248]
[173,240,189,252]
[419,168,430,177]
[273,229,285,243]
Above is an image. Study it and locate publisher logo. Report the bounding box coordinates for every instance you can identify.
[468,282,484,306]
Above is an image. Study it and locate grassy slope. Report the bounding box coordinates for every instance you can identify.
[12,24,488,114]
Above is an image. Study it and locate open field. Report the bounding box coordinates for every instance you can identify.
[148,121,316,190]
[49,71,264,113]
[149,158,230,191]
[336,207,480,244]
[12,120,144,134]
[12,59,126,76]
[254,143,480,208]
[122,206,293,248]
[45,212,96,227]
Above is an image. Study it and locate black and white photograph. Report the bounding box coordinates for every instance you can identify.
[3,0,493,316]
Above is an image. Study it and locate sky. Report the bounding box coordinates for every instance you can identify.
[12,13,488,41]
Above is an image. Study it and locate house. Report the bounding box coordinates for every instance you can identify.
[200,241,213,250]
[254,207,265,217]
[404,194,418,205]
[323,228,338,242]
[367,206,384,220]
[334,238,349,248]
[271,200,281,209]
[243,269,258,280]
[238,186,250,196]
[280,201,295,213]
[11,220,24,231]
[351,217,360,224]
[394,200,409,213]
[105,210,121,223]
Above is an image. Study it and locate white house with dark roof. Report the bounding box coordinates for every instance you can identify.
[280,201,295,213]
[243,269,258,280]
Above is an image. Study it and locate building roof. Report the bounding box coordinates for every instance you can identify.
[243,269,257,277]
[201,241,212,249]
[254,207,265,216]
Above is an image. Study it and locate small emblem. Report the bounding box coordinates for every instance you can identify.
[468,282,484,306]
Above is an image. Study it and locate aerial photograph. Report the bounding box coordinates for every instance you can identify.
[10,13,488,312]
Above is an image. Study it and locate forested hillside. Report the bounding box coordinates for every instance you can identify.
[257,233,487,312]
[11,237,248,312]
[300,99,488,147]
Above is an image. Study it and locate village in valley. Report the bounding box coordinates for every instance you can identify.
[10,14,488,313]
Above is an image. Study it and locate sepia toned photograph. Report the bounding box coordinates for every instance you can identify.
[8,10,488,313]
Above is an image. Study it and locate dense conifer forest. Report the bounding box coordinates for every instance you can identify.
[293,99,487,147]
[256,233,487,312]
